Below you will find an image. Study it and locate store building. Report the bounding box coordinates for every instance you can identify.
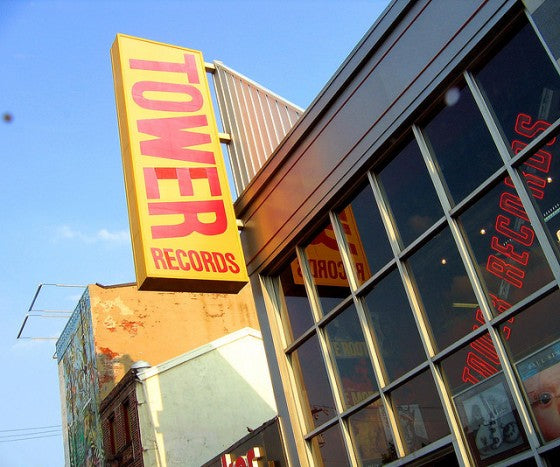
[234,0,560,465]
[99,328,276,466]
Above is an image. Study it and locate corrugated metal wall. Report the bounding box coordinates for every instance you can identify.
[212,61,303,194]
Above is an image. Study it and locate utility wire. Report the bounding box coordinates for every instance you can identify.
[0,433,61,443]
[0,429,61,439]
[0,424,61,433]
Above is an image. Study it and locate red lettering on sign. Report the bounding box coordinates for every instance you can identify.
[148,200,226,238]
[129,53,200,84]
[144,167,221,199]
[132,81,203,112]
[137,115,214,164]
[490,236,529,266]
[151,248,240,274]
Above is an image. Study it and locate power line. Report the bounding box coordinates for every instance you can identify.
[0,429,61,439]
[0,424,61,433]
[0,433,61,443]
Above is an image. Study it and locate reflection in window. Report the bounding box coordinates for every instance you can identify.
[475,21,560,148]
[453,373,528,465]
[324,304,378,409]
[363,268,425,382]
[290,335,336,429]
[337,184,393,285]
[309,423,350,466]
[407,227,480,351]
[347,399,397,465]
[279,258,314,342]
[391,370,450,454]
[377,139,443,247]
[459,180,554,314]
[422,83,503,205]
[303,222,351,314]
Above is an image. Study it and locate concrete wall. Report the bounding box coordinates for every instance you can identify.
[134,328,277,467]
[87,283,259,400]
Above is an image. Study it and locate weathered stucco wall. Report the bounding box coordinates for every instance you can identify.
[88,283,259,399]
[135,329,277,467]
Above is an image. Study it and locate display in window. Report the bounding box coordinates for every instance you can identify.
[454,374,528,465]
[517,340,560,442]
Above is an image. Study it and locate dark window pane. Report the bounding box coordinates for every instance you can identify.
[407,227,480,351]
[475,21,560,148]
[324,304,378,409]
[511,114,560,251]
[391,370,450,454]
[407,445,459,466]
[309,423,350,467]
[363,269,425,381]
[337,184,393,285]
[459,180,554,314]
[502,290,560,362]
[452,373,529,465]
[290,334,336,430]
[347,399,397,465]
[304,222,351,315]
[378,139,443,247]
[527,0,560,63]
[422,83,503,205]
[279,258,314,342]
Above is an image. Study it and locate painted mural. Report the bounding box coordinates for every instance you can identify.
[57,289,104,466]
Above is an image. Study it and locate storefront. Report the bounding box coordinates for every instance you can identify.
[236,0,560,465]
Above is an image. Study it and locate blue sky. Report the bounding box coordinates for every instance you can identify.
[0,1,389,465]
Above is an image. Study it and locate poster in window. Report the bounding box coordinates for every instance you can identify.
[517,340,560,442]
[454,374,528,465]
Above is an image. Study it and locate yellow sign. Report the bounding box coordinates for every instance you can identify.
[111,34,248,293]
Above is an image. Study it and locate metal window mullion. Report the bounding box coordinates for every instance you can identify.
[525,9,560,78]
[465,70,560,282]
[465,68,552,458]
[413,124,499,466]
[295,244,356,464]
[329,209,408,459]
[486,323,544,458]
[367,168,460,460]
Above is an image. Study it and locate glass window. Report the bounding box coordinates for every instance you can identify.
[421,83,503,205]
[525,0,560,63]
[347,399,397,465]
[290,334,336,429]
[506,291,560,443]
[513,117,560,250]
[475,21,560,148]
[452,372,529,466]
[407,227,480,351]
[362,268,425,382]
[377,139,443,247]
[303,222,351,315]
[459,179,554,314]
[337,184,393,285]
[324,304,378,409]
[390,370,450,454]
[309,423,350,467]
[278,258,314,342]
